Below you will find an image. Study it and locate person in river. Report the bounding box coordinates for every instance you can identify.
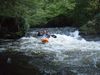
[36,30,57,38]
[33,30,57,43]
[37,30,50,38]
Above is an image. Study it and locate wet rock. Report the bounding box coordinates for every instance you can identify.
[0,50,41,75]
[79,13,100,36]
[96,61,100,68]
[57,67,77,75]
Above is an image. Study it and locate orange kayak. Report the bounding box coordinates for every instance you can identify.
[41,38,49,43]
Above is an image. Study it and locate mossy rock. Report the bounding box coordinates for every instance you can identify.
[80,20,96,35]
[80,13,100,35]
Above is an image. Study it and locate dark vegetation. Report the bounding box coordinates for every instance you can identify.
[0,16,28,39]
[0,0,100,38]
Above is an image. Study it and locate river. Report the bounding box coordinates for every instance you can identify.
[0,27,100,75]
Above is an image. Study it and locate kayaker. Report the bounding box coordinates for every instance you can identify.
[33,30,57,38]
[37,30,50,38]
[32,30,57,43]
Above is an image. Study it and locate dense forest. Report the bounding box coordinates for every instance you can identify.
[0,0,100,38]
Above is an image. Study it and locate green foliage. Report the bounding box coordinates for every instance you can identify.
[29,0,76,26]
[0,0,100,35]
[71,0,100,25]
[0,0,35,16]
[94,13,100,34]
[18,17,29,34]
[0,0,76,26]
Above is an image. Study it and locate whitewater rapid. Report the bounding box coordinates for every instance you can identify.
[20,30,100,52]
[0,27,100,75]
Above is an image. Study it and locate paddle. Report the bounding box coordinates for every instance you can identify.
[51,34,57,38]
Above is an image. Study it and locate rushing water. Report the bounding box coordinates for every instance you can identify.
[0,27,100,75]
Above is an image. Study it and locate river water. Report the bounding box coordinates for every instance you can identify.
[0,27,100,75]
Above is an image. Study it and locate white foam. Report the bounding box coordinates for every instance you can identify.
[20,31,100,52]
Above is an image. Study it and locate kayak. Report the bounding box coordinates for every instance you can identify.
[41,38,49,43]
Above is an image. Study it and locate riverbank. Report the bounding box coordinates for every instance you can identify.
[0,0,100,39]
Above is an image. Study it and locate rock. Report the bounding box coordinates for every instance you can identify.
[0,50,41,75]
[79,13,100,36]
[57,67,77,75]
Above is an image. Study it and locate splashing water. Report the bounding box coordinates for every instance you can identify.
[0,27,100,75]
[20,29,100,52]
[19,28,100,64]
